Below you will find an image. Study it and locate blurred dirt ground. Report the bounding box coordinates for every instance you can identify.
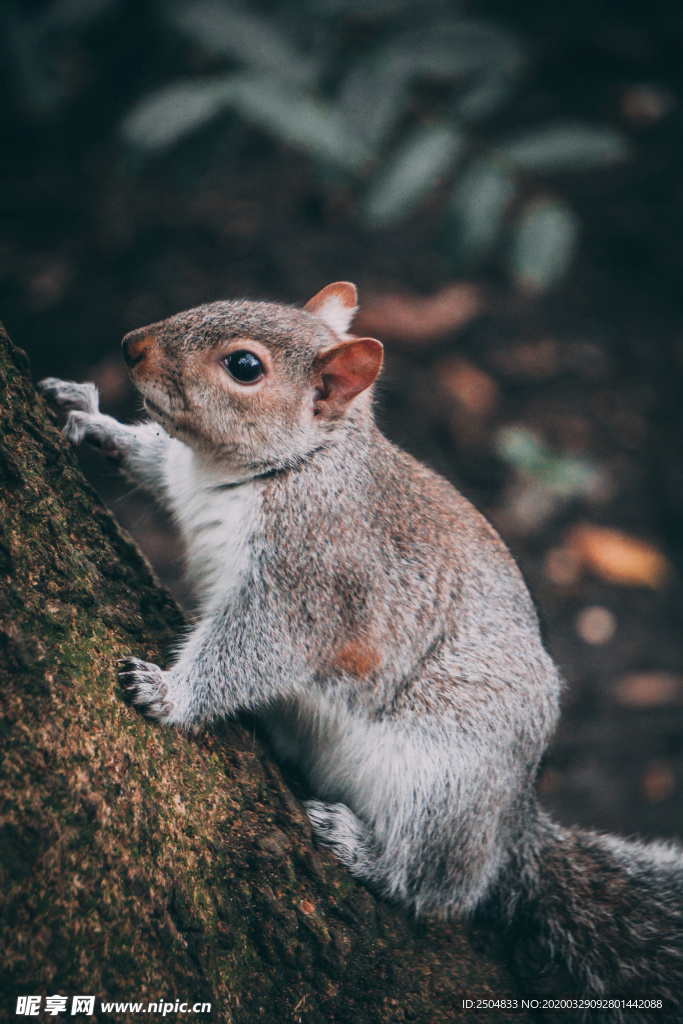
[2,0,682,842]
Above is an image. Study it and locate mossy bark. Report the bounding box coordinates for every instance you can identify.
[0,321,529,1023]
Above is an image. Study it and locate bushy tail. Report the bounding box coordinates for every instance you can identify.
[484,809,683,1022]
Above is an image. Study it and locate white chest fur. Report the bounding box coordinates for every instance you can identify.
[162,441,260,607]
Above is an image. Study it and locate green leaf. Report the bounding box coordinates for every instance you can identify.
[337,60,408,153]
[510,198,579,292]
[167,1,320,87]
[498,122,631,171]
[495,425,602,497]
[444,158,515,265]
[339,17,524,154]
[120,70,370,169]
[119,77,237,153]
[362,124,463,227]
[453,73,516,123]
[227,74,370,170]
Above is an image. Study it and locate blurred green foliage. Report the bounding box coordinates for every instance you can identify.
[495,425,603,499]
[4,0,632,291]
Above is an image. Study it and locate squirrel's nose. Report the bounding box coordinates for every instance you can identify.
[122,329,153,368]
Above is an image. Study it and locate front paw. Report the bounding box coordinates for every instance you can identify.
[118,657,174,723]
[63,410,95,447]
[38,378,99,414]
[62,410,123,459]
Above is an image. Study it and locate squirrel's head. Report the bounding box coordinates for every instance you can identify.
[121,283,383,474]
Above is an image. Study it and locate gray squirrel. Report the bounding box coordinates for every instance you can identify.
[39,283,683,1020]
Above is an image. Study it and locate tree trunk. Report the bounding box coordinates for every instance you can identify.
[0,321,529,1022]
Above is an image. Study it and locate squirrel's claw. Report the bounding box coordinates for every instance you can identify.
[118,657,173,722]
[305,799,370,872]
[37,378,100,414]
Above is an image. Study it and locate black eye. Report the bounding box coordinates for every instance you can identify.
[224,350,264,384]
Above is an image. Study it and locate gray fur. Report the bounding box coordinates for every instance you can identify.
[39,288,683,1020]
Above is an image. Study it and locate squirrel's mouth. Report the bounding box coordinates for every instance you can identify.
[143,396,182,435]
[144,397,171,421]
[144,396,213,450]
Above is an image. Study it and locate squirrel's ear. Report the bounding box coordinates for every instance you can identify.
[313,337,383,417]
[304,282,358,336]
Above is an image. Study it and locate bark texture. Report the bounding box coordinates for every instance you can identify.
[0,321,529,1022]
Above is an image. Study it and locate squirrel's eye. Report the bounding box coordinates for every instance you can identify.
[224,350,264,384]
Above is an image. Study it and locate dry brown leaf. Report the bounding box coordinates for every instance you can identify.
[641,762,675,804]
[436,357,499,416]
[354,284,483,346]
[614,672,682,708]
[566,524,672,589]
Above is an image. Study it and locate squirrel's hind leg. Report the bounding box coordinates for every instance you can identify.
[117,655,202,730]
[305,800,383,886]
[118,658,175,723]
